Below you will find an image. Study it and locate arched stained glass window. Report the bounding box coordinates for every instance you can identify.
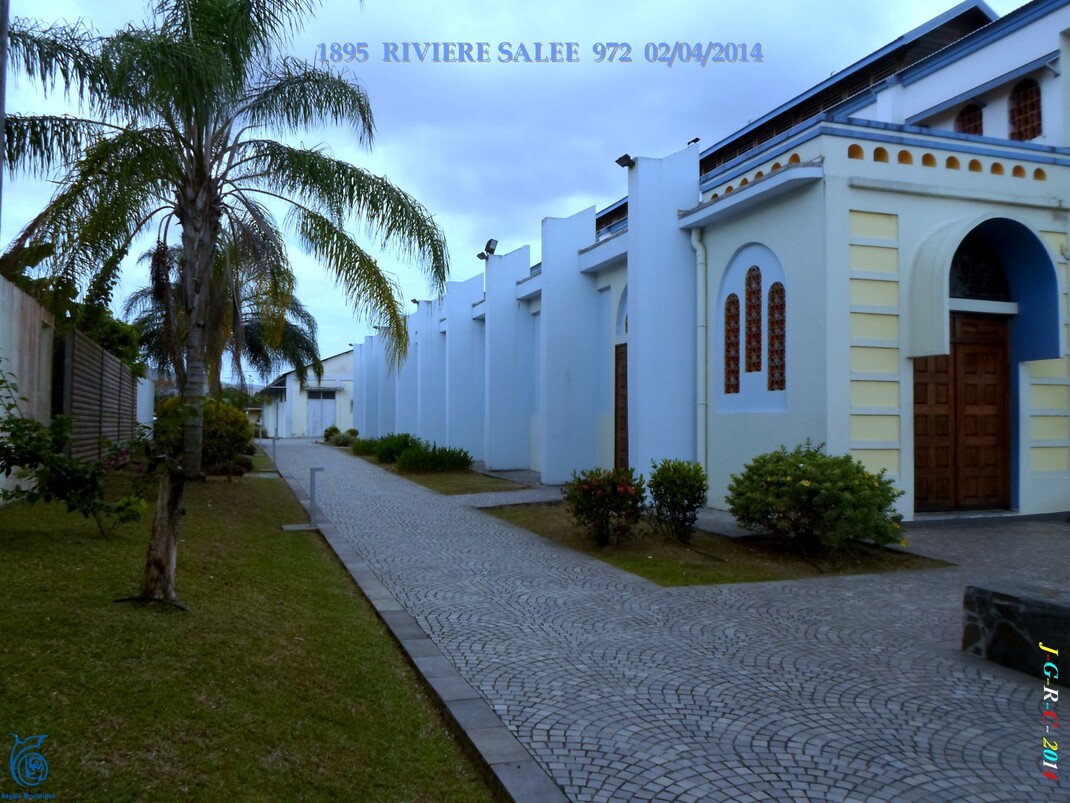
[745,267,762,372]
[768,283,786,391]
[725,294,740,394]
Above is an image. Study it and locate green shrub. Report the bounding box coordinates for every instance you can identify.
[374,433,419,463]
[396,441,473,473]
[327,432,356,447]
[345,428,358,438]
[322,425,341,441]
[155,396,254,475]
[351,437,379,456]
[648,459,708,544]
[562,466,646,547]
[725,440,904,555]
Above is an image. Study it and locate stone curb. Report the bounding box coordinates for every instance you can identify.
[278,470,569,803]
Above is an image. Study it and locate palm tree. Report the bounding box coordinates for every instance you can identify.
[4,0,449,603]
[123,242,324,395]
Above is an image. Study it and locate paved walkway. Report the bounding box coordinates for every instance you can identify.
[273,440,1069,802]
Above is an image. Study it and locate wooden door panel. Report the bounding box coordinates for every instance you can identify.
[914,353,956,510]
[914,314,1009,512]
[614,344,628,469]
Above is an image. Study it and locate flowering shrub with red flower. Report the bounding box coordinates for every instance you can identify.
[562,467,646,546]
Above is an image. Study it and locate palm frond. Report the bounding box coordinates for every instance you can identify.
[238,141,449,295]
[7,19,107,105]
[287,205,408,364]
[240,57,374,144]
[4,115,115,178]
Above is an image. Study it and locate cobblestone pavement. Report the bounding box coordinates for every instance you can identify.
[275,440,1069,802]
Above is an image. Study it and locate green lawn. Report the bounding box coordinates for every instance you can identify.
[352,452,525,495]
[0,475,493,802]
[486,502,951,586]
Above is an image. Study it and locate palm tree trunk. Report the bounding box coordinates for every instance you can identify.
[182,319,208,473]
[138,194,215,603]
[140,459,184,601]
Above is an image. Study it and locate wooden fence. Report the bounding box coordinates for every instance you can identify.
[57,329,140,461]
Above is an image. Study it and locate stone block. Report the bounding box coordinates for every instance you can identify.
[962,584,1068,687]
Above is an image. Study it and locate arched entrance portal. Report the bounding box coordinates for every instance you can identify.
[912,218,1059,512]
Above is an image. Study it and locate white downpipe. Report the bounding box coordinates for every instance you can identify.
[690,227,708,472]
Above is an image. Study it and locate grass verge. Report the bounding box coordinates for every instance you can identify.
[353,453,525,495]
[485,502,952,586]
[0,476,493,802]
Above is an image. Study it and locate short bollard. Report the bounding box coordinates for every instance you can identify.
[309,467,324,525]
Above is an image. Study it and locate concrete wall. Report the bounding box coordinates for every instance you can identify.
[0,277,53,424]
[0,278,54,500]
[261,350,353,438]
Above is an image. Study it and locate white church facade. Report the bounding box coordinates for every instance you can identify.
[354,0,1070,520]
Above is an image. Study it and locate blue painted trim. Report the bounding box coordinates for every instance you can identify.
[905,51,1058,124]
[900,0,1070,87]
[699,117,1070,190]
[597,196,627,217]
[698,2,997,163]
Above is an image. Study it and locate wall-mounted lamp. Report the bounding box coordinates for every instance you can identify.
[687,137,700,146]
[410,298,418,304]
[477,238,498,260]
[615,154,636,168]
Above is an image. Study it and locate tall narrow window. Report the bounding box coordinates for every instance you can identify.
[768,283,786,391]
[954,103,983,136]
[745,267,762,372]
[1009,79,1042,141]
[725,294,740,394]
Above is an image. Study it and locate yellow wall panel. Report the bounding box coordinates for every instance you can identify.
[1031,447,1070,472]
[851,415,900,441]
[1041,230,1068,258]
[851,380,900,408]
[849,245,899,273]
[1033,384,1070,410]
[849,211,898,240]
[1029,358,1069,379]
[850,313,899,340]
[851,449,900,475]
[851,347,900,374]
[850,279,899,307]
[1031,416,1070,441]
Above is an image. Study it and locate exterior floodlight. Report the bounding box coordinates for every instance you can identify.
[484,239,498,255]
[687,137,700,145]
[615,154,636,168]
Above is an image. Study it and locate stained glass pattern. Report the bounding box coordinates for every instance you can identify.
[768,282,786,391]
[1009,79,1042,141]
[745,267,762,372]
[954,103,983,136]
[725,294,740,394]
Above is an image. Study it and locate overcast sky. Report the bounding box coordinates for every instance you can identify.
[3,0,1022,377]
